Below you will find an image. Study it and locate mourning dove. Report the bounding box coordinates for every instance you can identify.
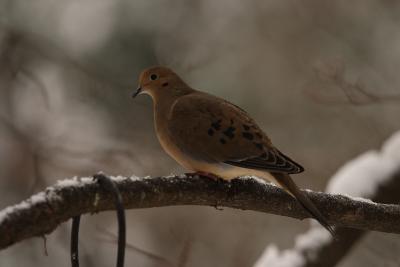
[133,66,334,235]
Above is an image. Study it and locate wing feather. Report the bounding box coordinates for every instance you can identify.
[168,92,304,174]
[225,149,304,174]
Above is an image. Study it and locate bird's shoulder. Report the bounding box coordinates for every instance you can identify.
[170,92,262,132]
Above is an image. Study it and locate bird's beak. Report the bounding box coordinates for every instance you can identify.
[132,86,142,98]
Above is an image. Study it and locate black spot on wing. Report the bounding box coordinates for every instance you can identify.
[242,132,254,140]
[208,129,214,136]
[211,119,222,130]
[223,126,235,139]
[254,143,263,150]
[220,138,226,144]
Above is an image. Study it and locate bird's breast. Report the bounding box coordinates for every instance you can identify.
[154,108,197,170]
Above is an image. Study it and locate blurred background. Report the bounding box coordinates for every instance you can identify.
[0,0,400,266]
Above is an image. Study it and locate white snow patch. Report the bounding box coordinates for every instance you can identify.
[56,176,95,188]
[138,175,152,180]
[0,174,151,228]
[382,131,400,162]
[112,175,128,182]
[29,192,47,204]
[254,225,332,267]
[55,175,143,188]
[326,131,400,198]
[128,175,142,181]
[0,191,53,224]
[254,245,305,267]
[111,175,142,182]
[164,173,179,179]
[294,226,332,260]
[56,177,82,187]
[81,177,94,183]
[326,135,400,198]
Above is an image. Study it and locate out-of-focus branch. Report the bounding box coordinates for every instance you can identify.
[1,175,400,251]
[305,59,400,106]
[254,131,400,267]
[255,169,400,267]
[301,169,400,267]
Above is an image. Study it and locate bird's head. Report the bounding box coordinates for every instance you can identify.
[133,66,192,100]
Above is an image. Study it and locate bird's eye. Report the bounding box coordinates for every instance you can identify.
[150,74,158,81]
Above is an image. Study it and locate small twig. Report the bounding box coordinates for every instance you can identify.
[125,242,173,267]
[177,235,192,267]
[306,59,400,106]
[42,235,48,256]
[19,67,50,109]
[97,226,175,267]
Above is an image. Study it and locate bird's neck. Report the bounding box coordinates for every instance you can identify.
[153,87,193,115]
[153,95,178,127]
[153,92,174,110]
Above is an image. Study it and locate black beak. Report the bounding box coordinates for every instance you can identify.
[132,86,142,98]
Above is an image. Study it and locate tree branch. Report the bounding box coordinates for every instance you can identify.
[254,134,400,267]
[1,175,400,250]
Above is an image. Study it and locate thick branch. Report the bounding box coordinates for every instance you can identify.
[1,175,400,250]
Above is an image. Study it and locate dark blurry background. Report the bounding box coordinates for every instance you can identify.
[1,1,400,266]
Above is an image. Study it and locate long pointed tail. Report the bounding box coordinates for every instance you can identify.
[272,172,335,236]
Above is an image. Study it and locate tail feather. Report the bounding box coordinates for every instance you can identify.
[272,172,335,236]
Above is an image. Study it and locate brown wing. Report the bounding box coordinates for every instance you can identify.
[168,92,304,174]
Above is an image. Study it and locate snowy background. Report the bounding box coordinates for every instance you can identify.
[1,1,400,266]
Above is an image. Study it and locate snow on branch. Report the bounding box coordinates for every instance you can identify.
[1,172,400,251]
[254,131,400,267]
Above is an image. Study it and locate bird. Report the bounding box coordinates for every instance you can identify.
[133,66,334,235]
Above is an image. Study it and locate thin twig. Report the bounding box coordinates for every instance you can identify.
[97,226,175,267]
